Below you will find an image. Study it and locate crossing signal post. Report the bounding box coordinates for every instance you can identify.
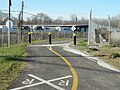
[48,32,52,44]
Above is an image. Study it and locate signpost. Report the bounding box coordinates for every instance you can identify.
[6,20,13,47]
[7,0,12,47]
[71,26,76,46]
[6,20,13,28]
[71,26,76,31]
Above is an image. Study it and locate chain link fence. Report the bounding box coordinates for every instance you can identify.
[0,25,74,46]
[88,20,120,46]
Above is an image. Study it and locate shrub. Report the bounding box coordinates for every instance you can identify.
[110,52,120,58]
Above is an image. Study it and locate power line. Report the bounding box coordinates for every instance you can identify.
[23,12,37,16]
[0,9,20,12]
[0,9,37,16]
[0,9,42,17]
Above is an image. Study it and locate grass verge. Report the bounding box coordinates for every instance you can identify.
[88,46,120,70]
[75,41,120,70]
[0,44,27,90]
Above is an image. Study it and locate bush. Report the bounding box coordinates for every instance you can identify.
[110,52,120,58]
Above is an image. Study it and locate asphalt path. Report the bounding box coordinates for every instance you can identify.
[8,41,120,90]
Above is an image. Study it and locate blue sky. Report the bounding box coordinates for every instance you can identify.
[0,0,120,20]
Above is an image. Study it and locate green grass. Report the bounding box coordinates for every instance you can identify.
[0,44,26,90]
[73,41,120,70]
[53,38,71,41]
[76,41,89,52]
[77,41,88,47]
[85,46,120,70]
[32,38,71,44]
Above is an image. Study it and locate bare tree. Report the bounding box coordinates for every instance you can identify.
[80,17,88,24]
[53,16,63,25]
[25,13,52,25]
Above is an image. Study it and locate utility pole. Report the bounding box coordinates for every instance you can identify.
[2,26,3,45]
[17,13,21,44]
[8,0,12,47]
[88,10,92,46]
[21,1,24,25]
[8,0,11,20]
[108,15,111,46]
[21,1,24,42]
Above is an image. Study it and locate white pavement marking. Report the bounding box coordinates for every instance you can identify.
[47,75,72,82]
[22,79,35,85]
[10,74,72,90]
[49,46,52,50]
[28,74,65,90]
[29,44,57,47]
[58,80,70,86]
[29,43,68,47]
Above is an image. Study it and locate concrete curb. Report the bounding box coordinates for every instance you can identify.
[63,43,120,72]
[97,61,120,72]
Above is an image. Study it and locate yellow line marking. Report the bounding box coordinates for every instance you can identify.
[47,46,78,90]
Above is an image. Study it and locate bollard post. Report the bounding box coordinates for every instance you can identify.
[48,32,52,44]
[28,31,32,44]
[73,33,76,46]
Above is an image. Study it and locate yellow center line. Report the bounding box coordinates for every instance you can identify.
[47,46,78,90]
